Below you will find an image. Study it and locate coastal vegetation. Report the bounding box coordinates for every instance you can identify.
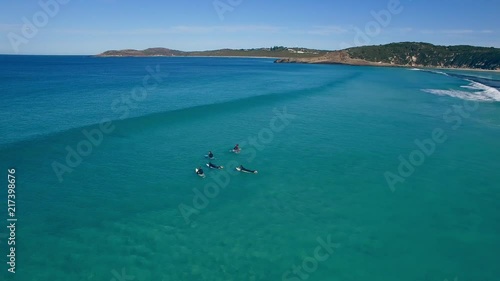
[98,47,327,58]
[346,42,500,70]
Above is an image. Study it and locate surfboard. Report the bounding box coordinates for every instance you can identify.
[235,167,258,174]
[206,163,224,169]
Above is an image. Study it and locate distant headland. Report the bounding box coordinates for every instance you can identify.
[96,46,328,59]
[97,42,500,71]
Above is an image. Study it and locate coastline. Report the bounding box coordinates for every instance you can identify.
[314,61,500,73]
[274,58,500,73]
[173,55,280,59]
[94,54,281,59]
[95,54,500,73]
[418,66,500,73]
[95,42,500,72]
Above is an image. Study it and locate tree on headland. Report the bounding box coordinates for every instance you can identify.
[270,46,287,51]
[346,42,500,70]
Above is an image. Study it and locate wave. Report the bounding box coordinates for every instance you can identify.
[422,80,500,102]
[429,70,450,77]
[408,68,451,77]
[423,70,500,90]
[0,72,363,149]
[420,68,500,102]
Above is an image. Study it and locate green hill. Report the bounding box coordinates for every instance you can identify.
[345,42,500,70]
[97,46,328,58]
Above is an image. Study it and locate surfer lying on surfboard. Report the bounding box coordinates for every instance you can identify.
[207,162,224,169]
[236,165,258,174]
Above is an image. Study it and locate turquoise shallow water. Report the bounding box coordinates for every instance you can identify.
[1,56,500,281]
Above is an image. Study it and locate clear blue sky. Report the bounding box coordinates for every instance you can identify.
[1,0,499,54]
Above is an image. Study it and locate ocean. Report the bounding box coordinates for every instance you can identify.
[0,55,499,281]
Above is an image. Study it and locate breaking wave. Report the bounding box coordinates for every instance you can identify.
[422,80,500,102]
[429,70,450,77]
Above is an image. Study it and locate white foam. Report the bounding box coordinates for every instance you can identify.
[430,70,450,77]
[422,80,500,102]
[408,68,422,71]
